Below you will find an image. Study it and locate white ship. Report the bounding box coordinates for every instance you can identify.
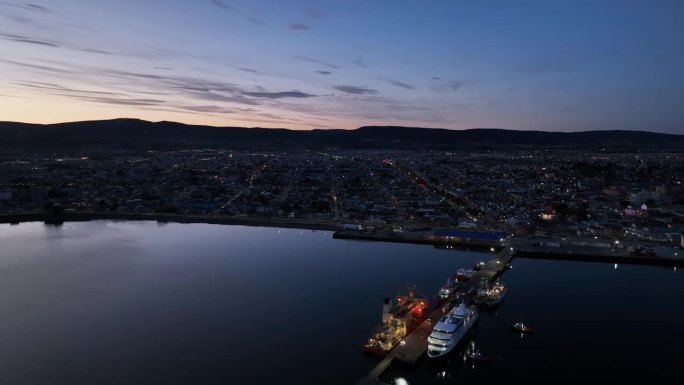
[427,303,478,358]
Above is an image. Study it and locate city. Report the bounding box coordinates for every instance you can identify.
[2,149,682,248]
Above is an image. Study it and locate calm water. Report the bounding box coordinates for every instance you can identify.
[0,221,681,384]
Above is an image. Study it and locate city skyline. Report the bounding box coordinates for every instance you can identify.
[1,0,683,133]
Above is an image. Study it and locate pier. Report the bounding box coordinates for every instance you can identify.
[355,235,681,385]
[357,246,516,384]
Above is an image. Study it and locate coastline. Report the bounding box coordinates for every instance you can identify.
[0,212,340,231]
[2,212,682,267]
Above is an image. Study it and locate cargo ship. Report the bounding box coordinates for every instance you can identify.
[362,287,430,356]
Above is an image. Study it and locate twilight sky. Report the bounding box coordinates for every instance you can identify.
[1,0,683,132]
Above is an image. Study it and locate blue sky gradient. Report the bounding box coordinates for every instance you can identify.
[1,0,683,132]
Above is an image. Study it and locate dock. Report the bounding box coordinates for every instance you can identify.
[356,237,681,385]
[358,246,516,384]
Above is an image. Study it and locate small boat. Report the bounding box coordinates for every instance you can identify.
[466,350,491,363]
[434,277,457,306]
[473,280,506,306]
[454,268,476,282]
[484,282,507,306]
[511,322,534,334]
[472,261,486,271]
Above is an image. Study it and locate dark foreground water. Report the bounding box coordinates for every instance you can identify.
[0,222,681,385]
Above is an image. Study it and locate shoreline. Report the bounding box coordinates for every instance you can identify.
[3,212,682,267]
[0,212,340,231]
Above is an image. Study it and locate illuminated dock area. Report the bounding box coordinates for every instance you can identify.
[356,237,682,385]
[357,247,516,384]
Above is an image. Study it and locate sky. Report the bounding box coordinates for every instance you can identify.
[1,0,683,133]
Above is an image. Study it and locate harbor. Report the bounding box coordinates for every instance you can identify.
[357,246,515,385]
[356,235,681,385]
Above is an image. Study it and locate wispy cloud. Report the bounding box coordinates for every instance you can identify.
[209,0,232,10]
[242,90,315,99]
[431,80,463,92]
[0,59,72,73]
[289,23,309,30]
[79,48,112,55]
[353,58,368,68]
[15,80,123,96]
[333,85,378,95]
[0,1,51,12]
[173,104,236,114]
[382,79,415,90]
[245,16,264,25]
[305,8,324,18]
[316,71,332,75]
[293,55,339,69]
[75,96,165,106]
[209,0,264,25]
[0,32,59,47]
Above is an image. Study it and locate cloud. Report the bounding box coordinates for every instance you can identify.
[80,48,112,55]
[0,59,73,73]
[173,105,236,114]
[0,32,58,47]
[333,85,378,95]
[316,71,332,75]
[242,91,315,99]
[353,58,368,68]
[209,0,232,10]
[446,80,462,91]
[383,79,415,90]
[431,80,463,92]
[5,58,318,121]
[293,55,339,69]
[238,67,258,73]
[209,0,264,25]
[0,1,51,12]
[15,81,123,96]
[246,16,264,25]
[75,96,165,106]
[289,23,310,30]
[305,9,324,18]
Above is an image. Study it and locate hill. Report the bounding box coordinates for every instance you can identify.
[0,118,682,154]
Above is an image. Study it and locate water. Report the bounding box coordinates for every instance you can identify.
[0,222,681,384]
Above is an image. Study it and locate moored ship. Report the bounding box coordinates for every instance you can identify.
[473,280,507,306]
[455,268,476,282]
[427,303,478,358]
[434,277,458,306]
[363,287,429,356]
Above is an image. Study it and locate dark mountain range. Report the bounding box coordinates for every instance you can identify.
[1,118,682,154]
